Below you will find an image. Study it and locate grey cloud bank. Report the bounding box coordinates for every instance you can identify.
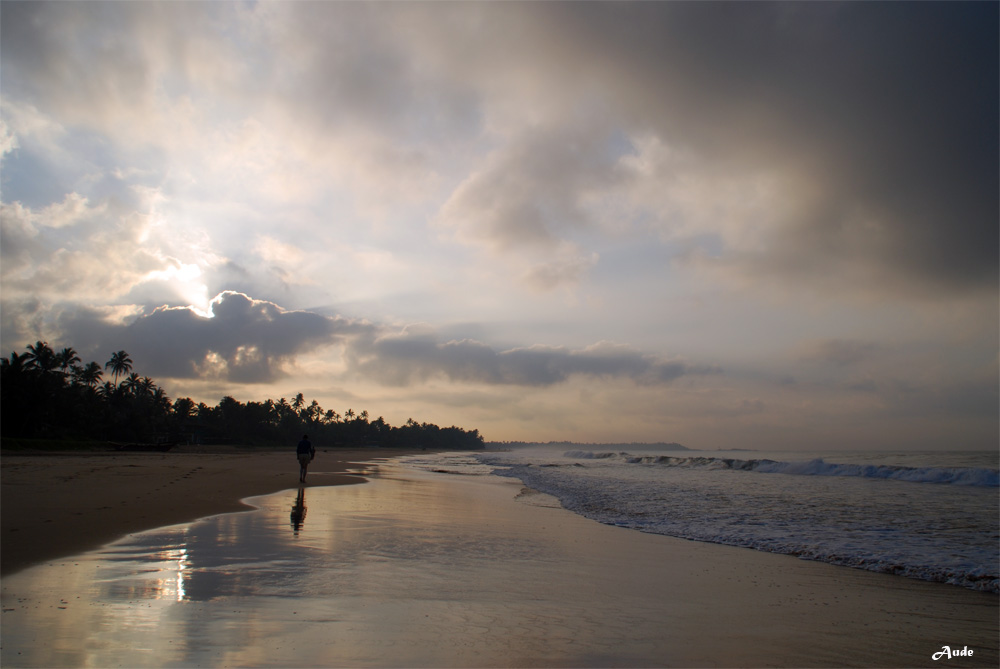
[350,332,711,388]
[432,2,998,295]
[57,292,338,384]
[55,291,706,390]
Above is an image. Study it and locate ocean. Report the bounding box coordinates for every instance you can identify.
[401,446,1000,593]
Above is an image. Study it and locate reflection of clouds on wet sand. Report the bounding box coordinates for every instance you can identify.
[2,462,997,668]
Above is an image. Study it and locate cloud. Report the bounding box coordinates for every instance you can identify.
[798,339,882,367]
[436,121,626,252]
[0,117,17,156]
[522,249,600,292]
[0,187,232,345]
[348,328,712,388]
[430,2,998,299]
[6,2,994,302]
[0,1,241,139]
[1,193,148,303]
[57,291,348,384]
[643,3,997,296]
[44,289,710,390]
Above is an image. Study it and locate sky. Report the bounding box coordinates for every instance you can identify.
[1,1,997,450]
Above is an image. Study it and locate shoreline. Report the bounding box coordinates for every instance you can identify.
[2,458,997,667]
[0,447,423,576]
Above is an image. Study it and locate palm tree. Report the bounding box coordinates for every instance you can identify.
[73,361,103,387]
[98,381,118,400]
[26,341,58,372]
[1,351,31,374]
[105,350,133,385]
[306,399,322,424]
[173,397,195,420]
[122,372,142,396]
[57,347,80,374]
[151,387,171,414]
[273,397,293,424]
[345,408,355,422]
[139,376,157,398]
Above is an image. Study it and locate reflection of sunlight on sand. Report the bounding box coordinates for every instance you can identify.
[0,533,197,664]
[107,543,190,603]
[157,545,188,602]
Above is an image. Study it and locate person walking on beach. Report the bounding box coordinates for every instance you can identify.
[296,434,315,483]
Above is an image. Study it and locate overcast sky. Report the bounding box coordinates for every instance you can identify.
[1,1,996,449]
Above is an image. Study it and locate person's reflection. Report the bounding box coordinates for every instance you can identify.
[290,487,307,535]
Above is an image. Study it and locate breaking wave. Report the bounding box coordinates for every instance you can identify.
[562,451,999,487]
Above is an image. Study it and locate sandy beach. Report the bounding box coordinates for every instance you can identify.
[2,450,997,668]
[0,447,387,576]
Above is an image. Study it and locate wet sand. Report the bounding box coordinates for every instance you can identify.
[0,447,392,576]
[2,456,997,668]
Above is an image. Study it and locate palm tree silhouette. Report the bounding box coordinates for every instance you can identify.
[122,372,142,396]
[105,350,133,385]
[26,341,58,373]
[1,351,31,374]
[139,376,157,398]
[173,397,195,420]
[73,361,103,387]
[307,399,322,424]
[57,347,80,375]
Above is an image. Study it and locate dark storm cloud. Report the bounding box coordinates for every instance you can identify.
[58,291,351,384]
[436,2,998,295]
[348,330,711,387]
[52,291,703,389]
[631,2,996,292]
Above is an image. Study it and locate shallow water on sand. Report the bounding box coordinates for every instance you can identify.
[2,459,997,668]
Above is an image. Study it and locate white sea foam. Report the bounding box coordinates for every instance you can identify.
[563,450,621,460]
[458,447,1000,593]
[567,452,1000,487]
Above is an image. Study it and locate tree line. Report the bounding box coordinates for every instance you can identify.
[0,341,484,450]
